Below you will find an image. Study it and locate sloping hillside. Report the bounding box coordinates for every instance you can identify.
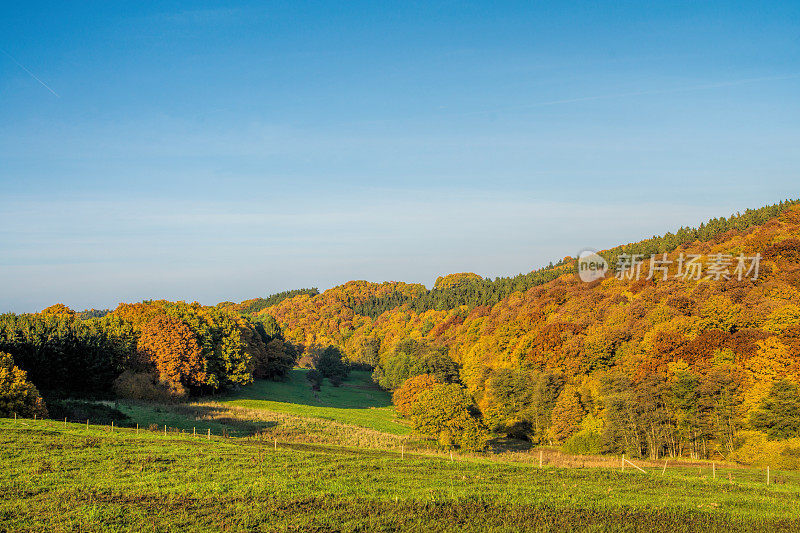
[251,200,800,458]
[256,201,800,373]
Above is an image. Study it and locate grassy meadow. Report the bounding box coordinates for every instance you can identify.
[217,369,410,435]
[8,371,800,531]
[100,370,416,450]
[3,417,800,532]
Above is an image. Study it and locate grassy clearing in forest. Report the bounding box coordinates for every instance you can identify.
[215,369,410,435]
[101,370,414,448]
[110,370,407,437]
[2,419,800,532]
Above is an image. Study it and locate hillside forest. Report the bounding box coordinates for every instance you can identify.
[3,200,800,464]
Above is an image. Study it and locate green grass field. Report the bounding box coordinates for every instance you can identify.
[99,370,417,450]
[3,418,800,532]
[103,370,408,439]
[17,373,800,531]
[217,369,410,435]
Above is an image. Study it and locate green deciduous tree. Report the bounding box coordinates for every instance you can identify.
[750,379,800,439]
[373,339,459,390]
[314,346,349,385]
[410,382,490,451]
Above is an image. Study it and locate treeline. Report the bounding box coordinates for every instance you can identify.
[601,199,800,266]
[0,301,296,402]
[476,363,757,460]
[218,289,320,315]
[350,264,566,318]
[0,308,134,394]
[76,308,111,319]
[348,199,800,319]
[384,351,800,460]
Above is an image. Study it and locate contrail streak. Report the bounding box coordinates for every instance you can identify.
[1,48,60,98]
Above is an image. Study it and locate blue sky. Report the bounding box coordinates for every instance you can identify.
[1,1,799,312]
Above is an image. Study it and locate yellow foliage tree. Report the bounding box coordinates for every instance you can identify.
[743,337,794,411]
[40,303,75,317]
[0,351,47,418]
[549,385,586,443]
[765,305,800,334]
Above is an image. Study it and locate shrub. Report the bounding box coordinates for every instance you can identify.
[562,415,603,455]
[731,431,800,469]
[46,399,131,426]
[113,370,180,402]
[0,351,47,418]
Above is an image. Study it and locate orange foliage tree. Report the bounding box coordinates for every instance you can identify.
[137,314,206,396]
[392,373,442,417]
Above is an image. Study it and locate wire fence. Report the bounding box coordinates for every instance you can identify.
[6,412,788,485]
[9,411,224,440]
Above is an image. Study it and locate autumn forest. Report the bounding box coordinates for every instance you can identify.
[3,200,800,466]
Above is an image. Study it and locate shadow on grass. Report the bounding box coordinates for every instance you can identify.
[488,437,534,454]
[215,369,394,410]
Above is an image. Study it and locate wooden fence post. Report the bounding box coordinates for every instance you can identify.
[624,458,647,474]
[539,449,543,468]
[274,437,277,450]
[164,425,167,437]
[767,466,770,485]
[712,462,715,480]
[193,427,196,437]
[111,421,114,432]
[87,419,89,430]
[207,428,210,440]
[64,417,67,428]
[662,459,668,475]
[136,423,139,435]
